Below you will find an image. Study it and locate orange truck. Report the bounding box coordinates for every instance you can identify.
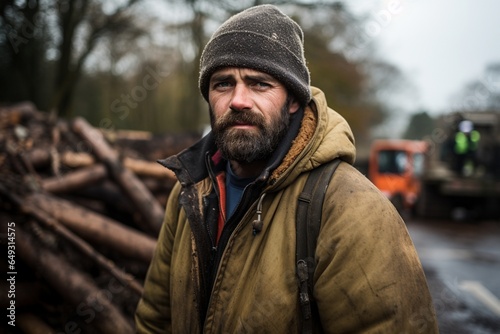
[368,139,428,213]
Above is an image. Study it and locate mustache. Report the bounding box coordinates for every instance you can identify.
[215,109,265,129]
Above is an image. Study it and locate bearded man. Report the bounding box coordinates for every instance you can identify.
[135,4,438,333]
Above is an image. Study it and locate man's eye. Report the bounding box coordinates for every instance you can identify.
[254,82,271,89]
[213,82,231,89]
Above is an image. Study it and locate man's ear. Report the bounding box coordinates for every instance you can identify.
[288,98,300,114]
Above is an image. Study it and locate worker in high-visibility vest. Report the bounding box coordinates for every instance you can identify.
[454,120,480,176]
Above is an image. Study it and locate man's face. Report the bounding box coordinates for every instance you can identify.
[208,67,299,163]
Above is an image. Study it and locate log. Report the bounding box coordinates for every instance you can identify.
[72,117,164,235]
[124,157,175,179]
[73,181,136,215]
[60,150,95,167]
[26,192,156,263]
[0,101,37,128]
[141,177,175,195]
[42,160,173,194]
[16,227,135,334]
[0,186,145,295]
[42,163,107,193]
[23,148,51,167]
[25,148,95,168]
[27,148,175,180]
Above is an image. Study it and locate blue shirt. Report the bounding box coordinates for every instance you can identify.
[225,163,255,218]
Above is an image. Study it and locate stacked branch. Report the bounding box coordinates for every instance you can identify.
[0,102,199,333]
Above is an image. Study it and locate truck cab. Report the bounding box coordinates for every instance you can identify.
[368,139,428,213]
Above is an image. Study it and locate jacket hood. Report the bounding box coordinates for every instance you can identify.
[308,86,356,165]
[268,86,355,189]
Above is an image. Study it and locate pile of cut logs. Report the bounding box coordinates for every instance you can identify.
[0,102,199,333]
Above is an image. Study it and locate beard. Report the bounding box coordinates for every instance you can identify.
[210,98,292,164]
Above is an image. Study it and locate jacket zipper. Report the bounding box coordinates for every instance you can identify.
[203,153,271,329]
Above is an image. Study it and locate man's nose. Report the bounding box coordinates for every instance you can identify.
[230,85,253,111]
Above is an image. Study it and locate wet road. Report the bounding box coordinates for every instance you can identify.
[406,217,500,334]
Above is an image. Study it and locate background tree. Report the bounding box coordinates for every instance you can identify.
[52,0,145,116]
[402,111,435,140]
[0,1,51,109]
[0,0,146,116]
[452,62,500,112]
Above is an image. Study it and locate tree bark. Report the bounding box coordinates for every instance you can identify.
[42,163,107,193]
[2,189,145,295]
[72,117,164,235]
[25,149,94,168]
[16,227,135,334]
[124,157,175,179]
[26,148,175,181]
[26,192,156,263]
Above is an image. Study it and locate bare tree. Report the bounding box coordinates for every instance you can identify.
[51,0,145,116]
[0,1,49,108]
[0,0,148,116]
[454,62,500,112]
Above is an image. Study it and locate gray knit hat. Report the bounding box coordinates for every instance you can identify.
[199,5,311,106]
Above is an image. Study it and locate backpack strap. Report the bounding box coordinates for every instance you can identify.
[296,158,341,334]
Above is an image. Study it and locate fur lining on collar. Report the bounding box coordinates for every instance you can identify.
[270,105,317,182]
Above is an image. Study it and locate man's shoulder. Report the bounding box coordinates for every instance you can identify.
[329,160,378,191]
[325,160,392,213]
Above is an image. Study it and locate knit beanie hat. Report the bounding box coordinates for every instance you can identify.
[199,5,311,107]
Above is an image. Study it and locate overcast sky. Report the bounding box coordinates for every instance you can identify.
[350,0,500,116]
